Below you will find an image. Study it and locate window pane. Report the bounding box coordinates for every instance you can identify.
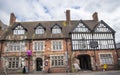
[51,55,64,67]
[52,40,62,50]
[100,54,113,65]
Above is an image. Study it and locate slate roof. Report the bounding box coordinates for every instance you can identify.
[0,20,8,30]
[0,20,115,40]
[0,20,8,38]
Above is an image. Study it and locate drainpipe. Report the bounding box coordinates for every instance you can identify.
[113,33,119,68]
[65,39,69,72]
[0,41,2,68]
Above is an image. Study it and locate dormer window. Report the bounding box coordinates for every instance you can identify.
[35,25,45,34]
[52,25,61,34]
[13,25,25,35]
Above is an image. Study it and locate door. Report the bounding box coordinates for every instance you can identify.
[36,58,43,71]
[77,54,92,70]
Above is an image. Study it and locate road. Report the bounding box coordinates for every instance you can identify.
[9,70,120,75]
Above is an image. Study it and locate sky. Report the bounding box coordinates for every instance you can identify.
[0,0,120,42]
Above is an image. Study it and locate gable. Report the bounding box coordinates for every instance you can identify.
[72,22,90,32]
[52,24,62,34]
[94,21,114,32]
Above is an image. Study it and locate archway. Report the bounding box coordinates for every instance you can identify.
[77,54,92,70]
[36,58,43,71]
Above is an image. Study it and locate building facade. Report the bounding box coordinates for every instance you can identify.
[0,10,118,73]
[116,43,120,66]
[0,20,8,70]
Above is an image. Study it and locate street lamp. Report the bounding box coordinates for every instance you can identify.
[27,50,32,73]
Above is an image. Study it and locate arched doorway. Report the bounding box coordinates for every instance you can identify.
[77,54,92,70]
[36,58,43,71]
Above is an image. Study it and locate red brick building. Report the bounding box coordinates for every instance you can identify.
[116,43,120,66]
[0,10,118,73]
[0,20,8,70]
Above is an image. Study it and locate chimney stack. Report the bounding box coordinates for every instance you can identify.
[92,12,98,21]
[66,10,71,24]
[9,13,16,25]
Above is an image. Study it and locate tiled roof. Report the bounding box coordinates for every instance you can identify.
[0,20,8,38]
[1,20,111,40]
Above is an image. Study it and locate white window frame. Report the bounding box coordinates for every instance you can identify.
[52,25,61,34]
[13,25,25,35]
[35,26,45,34]
[33,41,45,52]
[50,55,64,67]
[6,41,26,52]
[95,23,111,32]
[8,57,19,69]
[51,40,63,51]
[99,53,113,65]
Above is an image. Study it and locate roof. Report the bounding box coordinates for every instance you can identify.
[0,20,8,38]
[0,20,115,40]
[0,20,8,30]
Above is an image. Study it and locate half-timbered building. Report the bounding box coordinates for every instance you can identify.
[0,10,118,73]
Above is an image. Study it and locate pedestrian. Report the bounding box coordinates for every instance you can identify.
[103,64,107,71]
[25,66,28,73]
[23,66,26,73]
[73,62,81,72]
[47,67,51,73]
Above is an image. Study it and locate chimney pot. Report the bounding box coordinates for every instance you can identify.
[92,12,98,21]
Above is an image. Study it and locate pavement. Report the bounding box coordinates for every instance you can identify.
[8,70,120,75]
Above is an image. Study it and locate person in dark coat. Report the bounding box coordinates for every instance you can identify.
[23,66,26,73]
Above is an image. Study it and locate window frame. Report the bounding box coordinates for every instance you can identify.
[35,25,45,34]
[52,25,61,34]
[51,40,63,51]
[8,57,19,69]
[6,41,26,52]
[99,53,113,65]
[33,41,45,52]
[50,55,64,67]
[13,25,25,35]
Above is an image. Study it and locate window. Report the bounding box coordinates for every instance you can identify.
[95,23,111,32]
[72,40,86,50]
[13,25,25,35]
[73,23,90,32]
[99,53,113,65]
[98,40,114,49]
[8,57,19,69]
[50,55,64,67]
[52,25,61,34]
[6,41,25,52]
[52,40,62,51]
[33,41,45,51]
[35,26,45,34]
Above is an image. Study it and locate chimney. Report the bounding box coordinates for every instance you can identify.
[92,12,98,21]
[66,10,71,24]
[9,13,16,25]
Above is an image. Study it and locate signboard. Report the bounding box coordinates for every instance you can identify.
[90,41,98,48]
[27,50,32,56]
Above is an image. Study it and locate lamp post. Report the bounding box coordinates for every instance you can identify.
[27,50,32,73]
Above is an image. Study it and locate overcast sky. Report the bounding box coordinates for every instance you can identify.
[0,0,120,43]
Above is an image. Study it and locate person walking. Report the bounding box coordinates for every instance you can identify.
[103,64,107,71]
[73,62,81,72]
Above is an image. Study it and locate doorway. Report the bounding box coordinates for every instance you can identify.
[36,58,43,71]
[77,54,92,70]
